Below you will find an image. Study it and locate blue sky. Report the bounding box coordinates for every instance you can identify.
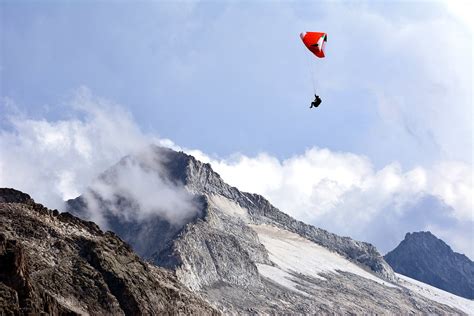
[1,1,472,256]
[2,0,471,166]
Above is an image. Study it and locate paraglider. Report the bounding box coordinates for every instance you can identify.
[300,32,327,109]
[300,32,327,58]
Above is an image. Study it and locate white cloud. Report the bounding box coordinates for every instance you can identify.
[189,148,473,257]
[82,147,199,227]
[1,88,156,208]
[1,88,472,258]
[0,89,200,228]
[443,0,474,33]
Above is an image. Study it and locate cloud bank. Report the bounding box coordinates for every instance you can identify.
[0,88,199,228]
[1,89,472,257]
[80,147,199,228]
[189,149,473,257]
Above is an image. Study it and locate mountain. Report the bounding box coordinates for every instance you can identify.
[0,188,217,315]
[385,231,474,299]
[65,145,474,314]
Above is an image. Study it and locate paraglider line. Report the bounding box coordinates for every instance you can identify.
[303,46,316,95]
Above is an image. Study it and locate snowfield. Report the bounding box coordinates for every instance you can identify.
[250,223,473,313]
[397,273,474,315]
[251,224,396,292]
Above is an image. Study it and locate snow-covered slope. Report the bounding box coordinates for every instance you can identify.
[397,273,474,315]
[252,224,396,291]
[253,224,473,313]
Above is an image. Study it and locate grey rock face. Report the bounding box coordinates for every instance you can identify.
[169,147,394,279]
[67,146,469,313]
[0,188,218,315]
[146,147,395,277]
[385,231,474,299]
[68,147,393,281]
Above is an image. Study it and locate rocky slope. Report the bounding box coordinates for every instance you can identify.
[0,188,217,315]
[385,231,474,299]
[67,146,470,314]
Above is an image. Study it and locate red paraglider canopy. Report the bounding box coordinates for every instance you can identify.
[300,32,327,58]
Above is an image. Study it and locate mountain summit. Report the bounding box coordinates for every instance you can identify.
[67,146,471,313]
[385,231,474,299]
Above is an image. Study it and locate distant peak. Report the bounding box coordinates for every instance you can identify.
[385,230,474,299]
[405,231,435,239]
[402,231,450,250]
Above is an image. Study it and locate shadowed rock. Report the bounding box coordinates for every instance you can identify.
[0,188,218,315]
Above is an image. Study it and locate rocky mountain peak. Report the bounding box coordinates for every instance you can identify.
[385,231,474,299]
[69,146,396,281]
[145,145,226,192]
[401,231,454,254]
[405,230,441,241]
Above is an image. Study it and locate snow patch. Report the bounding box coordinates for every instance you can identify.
[397,273,474,315]
[251,224,396,295]
[256,264,312,296]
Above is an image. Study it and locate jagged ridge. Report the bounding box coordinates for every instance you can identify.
[0,188,217,315]
[156,147,394,280]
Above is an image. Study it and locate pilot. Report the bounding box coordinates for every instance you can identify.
[310,94,322,108]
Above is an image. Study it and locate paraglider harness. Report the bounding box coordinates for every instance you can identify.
[310,95,322,108]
